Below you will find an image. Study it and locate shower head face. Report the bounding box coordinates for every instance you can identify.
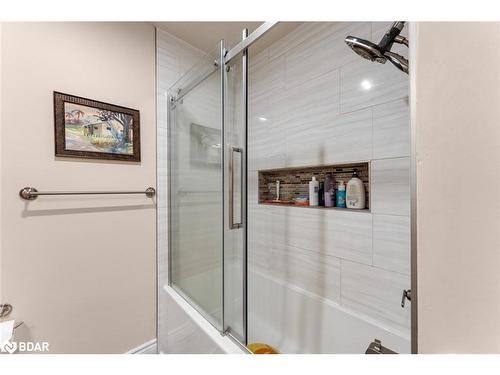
[345,36,386,64]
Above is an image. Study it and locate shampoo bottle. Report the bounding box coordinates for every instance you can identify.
[336,181,346,208]
[346,170,366,209]
[309,176,319,206]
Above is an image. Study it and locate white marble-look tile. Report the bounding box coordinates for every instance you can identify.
[248,170,259,207]
[373,214,410,275]
[276,69,340,149]
[248,206,270,250]
[371,157,410,215]
[286,245,341,303]
[340,58,408,114]
[281,207,373,265]
[268,22,332,61]
[248,205,287,253]
[284,22,371,89]
[372,99,410,159]
[341,260,411,336]
[248,93,286,170]
[248,268,411,353]
[249,51,285,101]
[286,107,372,167]
[249,243,341,304]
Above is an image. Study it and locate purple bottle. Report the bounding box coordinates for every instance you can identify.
[324,173,335,207]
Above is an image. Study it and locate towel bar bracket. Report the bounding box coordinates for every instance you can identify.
[19,187,38,200]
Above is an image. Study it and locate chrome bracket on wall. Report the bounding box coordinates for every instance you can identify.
[0,303,13,318]
[365,339,397,354]
[401,289,412,308]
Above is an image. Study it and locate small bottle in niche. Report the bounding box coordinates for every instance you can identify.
[324,173,335,207]
[318,182,325,206]
[346,170,366,209]
[336,180,346,208]
[309,176,319,206]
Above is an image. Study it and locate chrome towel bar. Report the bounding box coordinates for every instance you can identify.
[19,186,156,200]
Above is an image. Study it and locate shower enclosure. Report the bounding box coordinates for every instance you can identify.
[167,27,255,345]
[162,22,413,353]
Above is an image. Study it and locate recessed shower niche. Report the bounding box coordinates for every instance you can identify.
[258,162,370,211]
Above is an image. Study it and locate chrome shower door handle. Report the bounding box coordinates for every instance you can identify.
[229,146,243,229]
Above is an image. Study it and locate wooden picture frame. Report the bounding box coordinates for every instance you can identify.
[54,91,140,162]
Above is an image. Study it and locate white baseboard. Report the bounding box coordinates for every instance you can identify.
[127,339,157,354]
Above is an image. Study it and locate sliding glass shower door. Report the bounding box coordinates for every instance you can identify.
[168,40,248,343]
[168,44,224,330]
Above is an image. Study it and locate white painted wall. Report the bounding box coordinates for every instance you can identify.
[0,22,156,353]
[415,22,500,353]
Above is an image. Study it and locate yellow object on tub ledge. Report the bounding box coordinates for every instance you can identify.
[247,343,280,354]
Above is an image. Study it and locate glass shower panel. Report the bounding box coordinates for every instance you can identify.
[168,47,223,330]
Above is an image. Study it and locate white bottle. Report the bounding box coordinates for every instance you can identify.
[309,176,319,206]
[346,171,366,209]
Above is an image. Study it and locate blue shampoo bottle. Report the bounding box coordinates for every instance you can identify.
[336,180,346,208]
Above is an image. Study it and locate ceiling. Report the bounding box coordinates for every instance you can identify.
[153,22,303,53]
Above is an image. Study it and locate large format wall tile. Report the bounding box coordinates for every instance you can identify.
[286,108,372,166]
[248,94,286,170]
[283,207,373,265]
[248,205,373,267]
[268,22,335,61]
[249,244,341,304]
[245,22,411,351]
[249,51,285,101]
[373,214,410,275]
[340,58,408,114]
[273,68,340,130]
[371,157,410,215]
[248,205,287,254]
[284,22,371,89]
[248,269,410,353]
[341,260,411,336]
[248,170,259,207]
[373,99,410,159]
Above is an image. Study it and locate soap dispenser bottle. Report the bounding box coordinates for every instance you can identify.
[309,176,319,206]
[346,170,366,209]
[336,180,346,208]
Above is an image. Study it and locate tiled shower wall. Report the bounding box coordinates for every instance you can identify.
[247,22,411,351]
[157,22,411,354]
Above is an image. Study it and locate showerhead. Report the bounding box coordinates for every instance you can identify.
[344,36,387,64]
[384,51,409,74]
[345,21,409,74]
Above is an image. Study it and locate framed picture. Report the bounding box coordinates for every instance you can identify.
[54,91,140,161]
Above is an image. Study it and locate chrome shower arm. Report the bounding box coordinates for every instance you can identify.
[394,35,409,47]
